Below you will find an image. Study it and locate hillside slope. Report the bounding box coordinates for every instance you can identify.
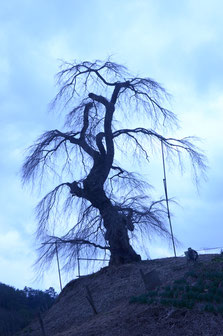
[18,254,223,336]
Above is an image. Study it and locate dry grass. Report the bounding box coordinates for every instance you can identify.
[18,254,223,336]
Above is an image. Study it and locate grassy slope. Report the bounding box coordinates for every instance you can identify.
[18,254,223,336]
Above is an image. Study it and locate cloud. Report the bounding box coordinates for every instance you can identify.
[0,0,223,291]
[0,230,34,287]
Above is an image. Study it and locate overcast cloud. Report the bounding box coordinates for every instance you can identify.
[0,0,223,291]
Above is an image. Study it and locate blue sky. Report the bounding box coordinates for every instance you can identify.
[1,0,223,291]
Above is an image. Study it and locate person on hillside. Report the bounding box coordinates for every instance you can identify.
[185,247,198,262]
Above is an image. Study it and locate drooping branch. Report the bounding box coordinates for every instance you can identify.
[22,130,79,183]
[112,127,207,178]
[35,183,69,238]
[108,166,151,195]
[22,117,99,185]
[125,77,177,126]
[53,60,178,130]
[114,196,170,237]
[53,60,129,108]
[44,237,110,251]
[113,127,164,140]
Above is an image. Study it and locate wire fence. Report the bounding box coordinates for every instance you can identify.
[179,246,223,257]
[76,246,223,278]
[45,241,223,291]
[77,257,110,278]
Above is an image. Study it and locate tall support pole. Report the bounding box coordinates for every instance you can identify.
[161,141,177,257]
[77,249,80,278]
[55,242,63,291]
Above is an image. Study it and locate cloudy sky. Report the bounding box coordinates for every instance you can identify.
[1,0,223,292]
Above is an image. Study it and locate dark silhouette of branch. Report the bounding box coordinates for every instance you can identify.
[42,237,110,250]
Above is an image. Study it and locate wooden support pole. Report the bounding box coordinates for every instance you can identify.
[55,242,63,291]
[161,141,177,257]
[37,313,47,336]
[85,285,97,315]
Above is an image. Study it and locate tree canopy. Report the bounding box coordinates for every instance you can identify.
[22,59,207,271]
[0,282,57,335]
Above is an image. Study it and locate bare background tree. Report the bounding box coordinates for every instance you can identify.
[22,59,207,272]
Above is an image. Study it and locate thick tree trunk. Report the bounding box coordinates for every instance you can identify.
[102,206,141,265]
[70,150,141,265]
[82,179,141,265]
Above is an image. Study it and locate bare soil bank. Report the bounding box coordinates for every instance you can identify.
[18,254,223,336]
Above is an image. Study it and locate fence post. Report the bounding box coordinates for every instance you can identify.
[161,141,177,257]
[37,313,47,336]
[55,242,63,291]
[85,285,97,315]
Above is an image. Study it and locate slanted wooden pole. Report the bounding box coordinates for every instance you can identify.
[55,242,63,291]
[77,248,81,277]
[37,312,47,336]
[161,141,177,257]
[85,285,97,314]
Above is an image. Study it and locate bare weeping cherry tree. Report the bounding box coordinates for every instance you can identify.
[22,60,206,270]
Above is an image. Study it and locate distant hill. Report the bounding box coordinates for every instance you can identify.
[0,283,57,336]
[18,254,223,336]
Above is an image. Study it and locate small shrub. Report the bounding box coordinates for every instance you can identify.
[191,285,202,293]
[189,292,200,300]
[173,299,184,308]
[198,293,206,301]
[131,264,223,315]
[196,279,204,286]
[185,271,198,279]
[204,304,216,313]
[206,272,223,281]
[214,295,222,304]
[217,304,223,314]
[185,285,190,292]
[211,256,223,263]
[159,291,166,298]
[173,298,194,309]
[186,300,195,309]
[164,286,171,291]
[209,287,217,295]
[159,290,174,299]
[216,288,223,297]
[167,290,174,298]
[129,296,138,304]
[173,291,179,298]
[172,285,179,291]
[196,282,205,291]
[160,298,172,306]
[178,285,185,291]
[147,298,154,305]
[174,278,187,285]
[207,293,215,302]
[147,290,158,297]
[129,294,148,304]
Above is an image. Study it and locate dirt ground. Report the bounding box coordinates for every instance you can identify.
[18,254,223,336]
